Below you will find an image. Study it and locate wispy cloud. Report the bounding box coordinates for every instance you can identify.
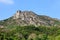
[0,0,14,4]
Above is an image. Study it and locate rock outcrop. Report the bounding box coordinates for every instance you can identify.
[0,10,60,26]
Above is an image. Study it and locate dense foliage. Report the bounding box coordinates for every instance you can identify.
[0,25,60,40]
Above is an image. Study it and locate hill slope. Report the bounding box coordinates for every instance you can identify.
[0,10,60,27]
[0,10,60,40]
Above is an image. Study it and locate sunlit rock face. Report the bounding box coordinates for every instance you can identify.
[12,10,60,26]
[0,25,4,28]
[13,10,23,19]
[13,10,41,26]
[1,10,60,26]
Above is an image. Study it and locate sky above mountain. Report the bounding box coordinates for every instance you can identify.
[0,0,60,20]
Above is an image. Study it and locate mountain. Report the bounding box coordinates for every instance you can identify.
[0,10,60,27]
[0,10,60,40]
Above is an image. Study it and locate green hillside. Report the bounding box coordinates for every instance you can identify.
[0,10,60,40]
[0,25,60,40]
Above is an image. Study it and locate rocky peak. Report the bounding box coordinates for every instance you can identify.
[13,10,38,20]
[13,10,22,19]
[1,10,60,26]
[12,10,40,26]
[11,10,60,26]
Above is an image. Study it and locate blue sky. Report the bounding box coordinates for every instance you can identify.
[0,0,60,20]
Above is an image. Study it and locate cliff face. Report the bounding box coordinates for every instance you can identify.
[12,10,40,26]
[0,10,60,26]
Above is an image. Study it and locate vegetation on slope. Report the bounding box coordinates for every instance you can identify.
[0,25,60,40]
[0,11,60,40]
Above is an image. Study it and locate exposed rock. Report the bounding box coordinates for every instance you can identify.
[28,33,37,40]
[0,25,4,28]
[0,10,60,26]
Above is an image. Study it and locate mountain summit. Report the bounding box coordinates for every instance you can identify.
[0,10,60,26]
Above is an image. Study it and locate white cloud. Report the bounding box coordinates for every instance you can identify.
[0,0,14,4]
